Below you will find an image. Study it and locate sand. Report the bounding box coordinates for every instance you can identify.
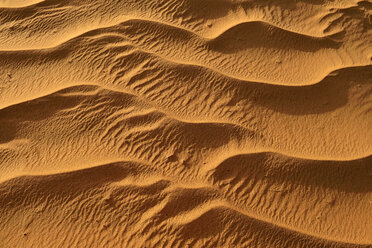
[0,0,371,247]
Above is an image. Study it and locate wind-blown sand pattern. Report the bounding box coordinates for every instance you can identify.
[0,0,371,247]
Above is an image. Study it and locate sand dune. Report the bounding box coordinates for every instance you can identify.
[0,157,371,247]
[0,0,371,247]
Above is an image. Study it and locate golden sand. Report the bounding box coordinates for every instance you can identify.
[0,0,371,247]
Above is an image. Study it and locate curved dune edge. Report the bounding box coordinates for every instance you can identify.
[1,18,370,84]
[0,17,343,50]
[1,80,368,244]
[0,81,371,162]
[0,0,44,8]
[1,0,371,247]
[2,150,371,182]
[0,160,371,246]
[0,0,369,49]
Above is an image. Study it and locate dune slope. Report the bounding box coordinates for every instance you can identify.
[0,0,371,247]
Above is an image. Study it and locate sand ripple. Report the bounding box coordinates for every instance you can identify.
[0,0,371,247]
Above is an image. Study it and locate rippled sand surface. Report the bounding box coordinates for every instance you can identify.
[0,0,371,247]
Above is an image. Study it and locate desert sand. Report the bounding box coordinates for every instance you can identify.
[0,0,371,247]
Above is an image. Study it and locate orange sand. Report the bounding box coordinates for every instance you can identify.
[0,0,371,247]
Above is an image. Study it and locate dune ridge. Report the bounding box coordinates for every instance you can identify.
[0,158,371,247]
[0,0,370,49]
[0,0,371,247]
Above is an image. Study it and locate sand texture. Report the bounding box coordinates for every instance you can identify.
[0,0,371,247]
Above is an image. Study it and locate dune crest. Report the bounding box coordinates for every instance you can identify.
[0,0,44,8]
[0,0,371,247]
